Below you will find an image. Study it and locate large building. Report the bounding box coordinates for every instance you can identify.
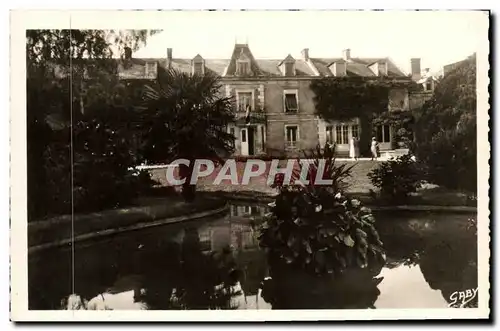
[113,44,430,157]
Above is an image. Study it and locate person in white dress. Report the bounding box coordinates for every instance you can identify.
[350,137,360,160]
[371,137,379,161]
[349,137,355,159]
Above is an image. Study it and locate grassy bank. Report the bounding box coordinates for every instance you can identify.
[28,195,226,249]
[200,189,475,208]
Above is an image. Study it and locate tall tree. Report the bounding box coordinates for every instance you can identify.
[413,54,476,194]
[141,69,235,201]
[26,29,160,219]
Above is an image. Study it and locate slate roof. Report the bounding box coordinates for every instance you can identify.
[86,44,409,80]
[310,57,405,77]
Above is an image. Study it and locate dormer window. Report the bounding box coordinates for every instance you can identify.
[379,62,388,76]
[236,49,252,76]
[192,54,205,75]
[145,62,157,78]
[330,61,347,77]
[370,61,388,76]
[280,54,296,76]
[237,60,250,76]
[425,80,433,91]
[193,62,204,75]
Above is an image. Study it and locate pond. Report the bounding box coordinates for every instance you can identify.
[28,203,478,310]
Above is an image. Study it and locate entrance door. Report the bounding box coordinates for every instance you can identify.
[241,128,249,156]
[375,124,392,150]
[248,127,255,155]
[331,123,360,154]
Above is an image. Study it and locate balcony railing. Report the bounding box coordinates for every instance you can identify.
[285,141,298,149]
[235,108,267,125]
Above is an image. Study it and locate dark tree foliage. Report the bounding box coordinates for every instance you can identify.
[140,69,236,202]
[27,29,159,219]
[413,55,477,194]
[310,77,393,121]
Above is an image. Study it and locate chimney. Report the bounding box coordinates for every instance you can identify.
[167,48,173,69]
[342,49,351,61]
[124,47,132,60]
[301,48,309,61]
[411,58,421,81]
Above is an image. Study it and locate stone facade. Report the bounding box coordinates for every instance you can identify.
[111,44,419,157]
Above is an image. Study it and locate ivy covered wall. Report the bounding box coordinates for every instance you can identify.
[310,77,417,155]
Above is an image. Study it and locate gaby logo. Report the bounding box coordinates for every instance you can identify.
[448,288,478,308]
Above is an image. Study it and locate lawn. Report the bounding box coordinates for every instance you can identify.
[149,160,380,194]
[148,160,473,207]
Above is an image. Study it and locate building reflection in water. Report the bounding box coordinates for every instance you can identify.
[172,204,269,309]
[38,204,477,311]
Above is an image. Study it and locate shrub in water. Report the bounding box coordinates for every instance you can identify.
[259,145,386,277]
[368,153,423,202]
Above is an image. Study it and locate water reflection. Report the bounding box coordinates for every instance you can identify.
[29,204,477,310]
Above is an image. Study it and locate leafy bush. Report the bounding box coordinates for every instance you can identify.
[368,153,422,202]
[259,146,386,276]
[31,109,156,220]
[415,122,476,194]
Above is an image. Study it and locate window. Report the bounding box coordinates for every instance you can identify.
[145,62,157,78]
[425,81,432,91]
[352,125,359,139]
[332,62,347,76]
[193,62,204,75]
[336,125,349,144]
[242,230,257,249]
[379,62,388,76]
[285,62,295,76]
[286,126,298,148]
[376,125,391,143]
[230,127,235,136]
[241,129,247,143]
[284,92,298,112]
[237,92,253,112]
[199,230,212,251]
[237,61,250,76]
[326,126,334,143]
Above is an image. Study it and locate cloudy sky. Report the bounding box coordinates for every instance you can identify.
[132,10,487,75]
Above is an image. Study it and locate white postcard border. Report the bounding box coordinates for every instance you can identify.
[9,9,491,321]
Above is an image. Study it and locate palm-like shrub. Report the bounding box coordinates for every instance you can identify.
[141,69,235,201]
[259,144,386,277]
